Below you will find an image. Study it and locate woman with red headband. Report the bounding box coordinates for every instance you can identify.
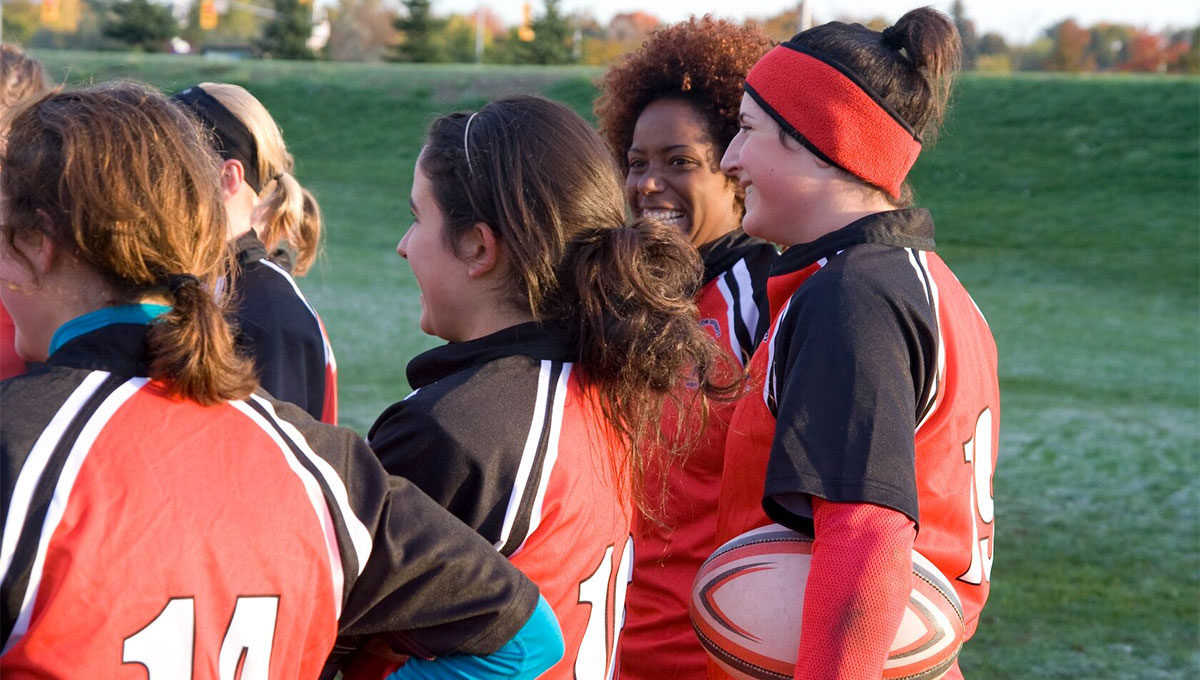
[716,8,1000,679]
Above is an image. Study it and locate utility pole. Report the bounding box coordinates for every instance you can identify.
[475,1,484,64]
[798,0,812,32]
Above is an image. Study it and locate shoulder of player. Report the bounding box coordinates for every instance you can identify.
[2,367,93,482]
[371,355,545,457]
[798,244,930,304]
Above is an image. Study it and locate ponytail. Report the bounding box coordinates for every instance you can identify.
[552,218,742,517]
[257,170,323,275]
[149,274,257,405]
[883,8,961,145]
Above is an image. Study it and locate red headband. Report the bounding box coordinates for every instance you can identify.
[745,43,921,198]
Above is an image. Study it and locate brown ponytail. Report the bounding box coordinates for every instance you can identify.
[551,217,739,512]
[0,82,257,404]
[149,274,257,404]
[421,95,739,516]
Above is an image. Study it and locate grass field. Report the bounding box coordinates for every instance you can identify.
[32,50,1200,678]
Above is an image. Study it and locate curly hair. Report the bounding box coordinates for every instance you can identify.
[594,15,773,172]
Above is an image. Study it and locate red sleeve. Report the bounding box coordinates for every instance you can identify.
[794,498,916,680]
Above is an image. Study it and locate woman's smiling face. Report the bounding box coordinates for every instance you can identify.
[624,98,742,248]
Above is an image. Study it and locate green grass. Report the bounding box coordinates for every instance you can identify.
[32,51,1200,678]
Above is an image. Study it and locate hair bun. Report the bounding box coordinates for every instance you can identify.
[881,26,904,51]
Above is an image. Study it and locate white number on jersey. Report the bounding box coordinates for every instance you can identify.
[575,535,634,679]
[958,408,995,585]
[123,595,279,678]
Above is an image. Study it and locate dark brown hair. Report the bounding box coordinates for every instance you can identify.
[790,7,962,204]
[594,15,773,174]
[420,95,738,514]
[1,82,257,404]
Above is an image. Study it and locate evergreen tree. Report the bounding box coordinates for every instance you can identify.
[102,0,175,51]
[519,0,574,64]
[950,0,979,68]
[393,0,446,62]
[260,0,315,59]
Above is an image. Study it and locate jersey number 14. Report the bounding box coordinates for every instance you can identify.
[123,596,279,678]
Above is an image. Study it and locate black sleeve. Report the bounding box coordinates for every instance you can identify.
[760,259,935,533]
[368,396,512,543]
[367,362,540,549]
[261,398,538,677]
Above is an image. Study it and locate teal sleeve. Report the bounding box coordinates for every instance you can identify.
[387,595,563,680]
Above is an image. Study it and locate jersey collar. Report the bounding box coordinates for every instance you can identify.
[406,321,578,389]
[48,304,171,357]
[771,208,935,276]
[699,229,779,286]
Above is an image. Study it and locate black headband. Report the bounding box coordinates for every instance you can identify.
[172,85,263,193]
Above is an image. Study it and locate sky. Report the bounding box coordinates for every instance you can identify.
[434,0,1200,44]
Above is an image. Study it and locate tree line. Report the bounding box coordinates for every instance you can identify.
[5,0,1198,73]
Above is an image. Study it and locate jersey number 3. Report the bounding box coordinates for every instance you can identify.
[959,407,995,585]
[575,536,633,679]
[123,596,279,678]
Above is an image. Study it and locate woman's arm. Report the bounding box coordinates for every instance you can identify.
[794,498,916,680]
[389,595,563,680]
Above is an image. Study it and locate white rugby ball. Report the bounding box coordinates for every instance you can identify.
[689,523,964,680]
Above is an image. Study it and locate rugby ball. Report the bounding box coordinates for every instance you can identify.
[690,524,964,680]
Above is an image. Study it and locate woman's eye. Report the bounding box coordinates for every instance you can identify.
[671,157,698,168]
[627,159,646,170]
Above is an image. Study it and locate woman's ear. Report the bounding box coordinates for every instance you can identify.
[461,222,501,279]
[21,212,61,281]
[219,159,246,200]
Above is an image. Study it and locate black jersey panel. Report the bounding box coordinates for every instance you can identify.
[761,243,938,528]
[370,354,544,545]
[228,234,328,421]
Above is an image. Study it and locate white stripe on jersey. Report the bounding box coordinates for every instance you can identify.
[731,259,760,359]
[764,257,828,411]
[524,364,570,553]
[495,361,571,556]
[906,249,931,305]
[716,259,761,367]
[229,399,346,614]
[0,372,111,595]
[495,362,551,551]
[763,296,792,412]
[4,377,144,653]
[244,395,373,577]
[909,250,946,431]
[260,259,337,372]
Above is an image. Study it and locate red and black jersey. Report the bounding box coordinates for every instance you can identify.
[619,230,777,680]
[0,323,538,678]
[718,210,1000,662]
[229,232,338,424]
[367,322,634,679]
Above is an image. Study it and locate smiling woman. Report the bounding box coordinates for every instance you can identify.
[594,16,779,679]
